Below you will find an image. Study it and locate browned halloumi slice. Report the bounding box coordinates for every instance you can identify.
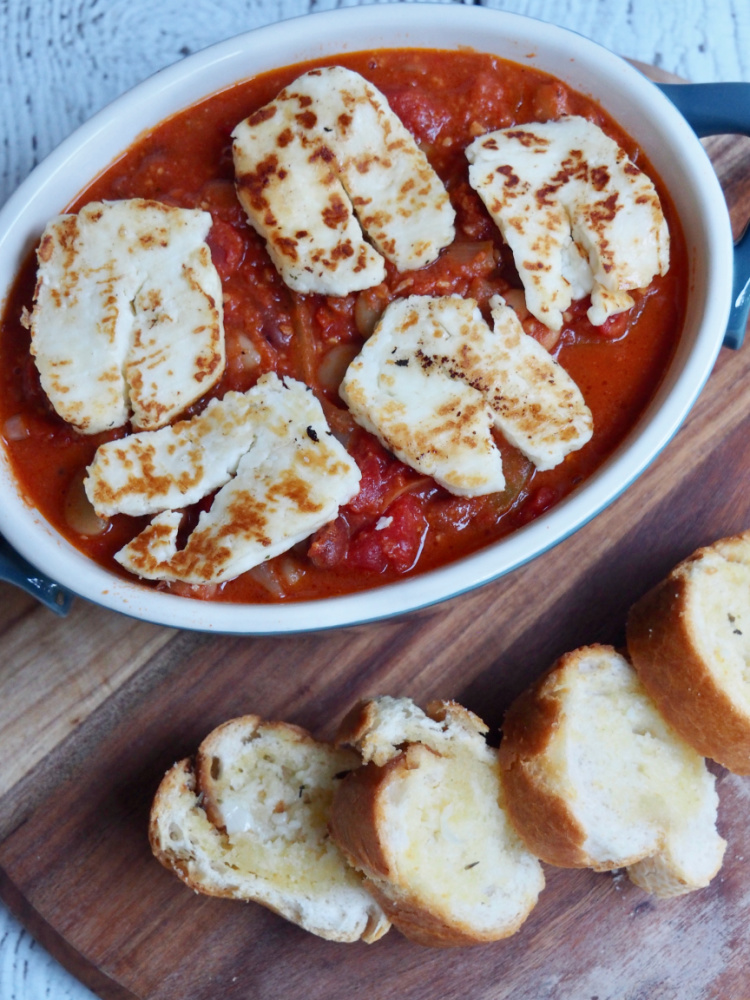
[340,297,506,497]
[418,295,593,471]
[232,66,455,295]
[340,294,592,493]
[28,199,225,434]
[466,116,669,330]
[85,390,266,518]
[115,373,361,585]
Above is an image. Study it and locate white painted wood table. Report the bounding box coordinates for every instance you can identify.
[1,0,748,997]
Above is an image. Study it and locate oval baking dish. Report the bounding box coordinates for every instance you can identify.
[0,5,747,632]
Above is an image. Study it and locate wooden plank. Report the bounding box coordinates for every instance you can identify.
[0,69,749,1000]
[0,596,175,801]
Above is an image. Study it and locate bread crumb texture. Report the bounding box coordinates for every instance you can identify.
[149,717,390,943]
[150,529,750,947]
[331,697,544,946]
[499,645,726,898]
[627,531,750,773]
[336,694,489,766]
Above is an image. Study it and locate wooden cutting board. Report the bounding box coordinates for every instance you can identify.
[1,70,749,1000]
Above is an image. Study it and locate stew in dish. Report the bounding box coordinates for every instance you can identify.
[0,48,687,602]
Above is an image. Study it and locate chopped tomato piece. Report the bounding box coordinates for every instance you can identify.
[531,81,574,122]
[207,219,246,280]
[598,310,633,340]
[517,486,559,525]
[308,517,349,569]
[392,239,497,299]
[383,89,450,143]
[346,434,410,516]
[348,494,427,574]
[377,494,428,572]
[347,527,389,573]
[561,293,645,343]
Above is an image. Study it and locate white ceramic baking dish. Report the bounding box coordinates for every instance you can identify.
[0,4,747,632]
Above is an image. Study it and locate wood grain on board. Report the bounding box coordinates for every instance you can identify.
[0,73,749,1000]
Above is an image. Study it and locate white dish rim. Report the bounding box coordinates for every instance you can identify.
[0,4,731,634]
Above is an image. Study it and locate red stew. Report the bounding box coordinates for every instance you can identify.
[0,49,687,603]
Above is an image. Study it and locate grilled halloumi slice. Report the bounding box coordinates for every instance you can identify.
[232,66,455,295]
[29,199,225,434]
[466,116,669,330]
[233,93,384,296]
[340,294,592,493]
[115,374,361,585]
[85,390,265,518]
[420,295,593,471]
[340,297,506,497]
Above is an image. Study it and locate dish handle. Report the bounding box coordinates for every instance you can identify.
[658,82,750,350]
[0,535,73,616]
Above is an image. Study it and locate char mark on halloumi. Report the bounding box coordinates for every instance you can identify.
[465,116,670,331]
[232,66,455,296]
[85,390,267,518]
[340,297,506,497]
[340,294,592,493]
[420,295,593,471]
[28,199,225,435]
[114,374,361,585]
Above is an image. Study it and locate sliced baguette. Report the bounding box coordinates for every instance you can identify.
[149,716,390,943]
[498,645,726,898]
[627,531,750,774]
[336,694,490,766]
[330,696,545,947]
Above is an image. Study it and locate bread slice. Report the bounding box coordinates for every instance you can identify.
[626,531,750,774]
[149,716,390,943]
[329,696,545,947]
[498,645,726,898]
[335,694,491,766]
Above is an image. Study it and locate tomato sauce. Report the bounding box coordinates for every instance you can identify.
[0,49,687,603]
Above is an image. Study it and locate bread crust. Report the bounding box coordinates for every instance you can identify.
[337,698,487,746]
[150,728,391,944]
[626,537,750,774]
[330,745,529,947]
[149,757,191,875]
[499,642,726,894]
[327,752,395,881]
[498,647,606,868]
[149,757,240,899]
[359,870,519,948]
[425,698,490,736]
[336,696,490,770]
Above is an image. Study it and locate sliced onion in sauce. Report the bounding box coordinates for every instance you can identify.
[441,239,495,267]
[246,561,284,597]
[354,286,390,339]
[490,439,535,515]
[3,414,29,441]
[502,287,529,321]
[247,555,305,598]
[64,469,108,537]
[317,343,361,394]
[159,580,221,601]
[277,555,306,588]
[502,288,561,351]
[236,332,262,374]
[322,403,358,448]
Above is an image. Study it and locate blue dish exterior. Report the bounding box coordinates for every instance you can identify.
[0,536,72,615]
[658,82,750,350]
